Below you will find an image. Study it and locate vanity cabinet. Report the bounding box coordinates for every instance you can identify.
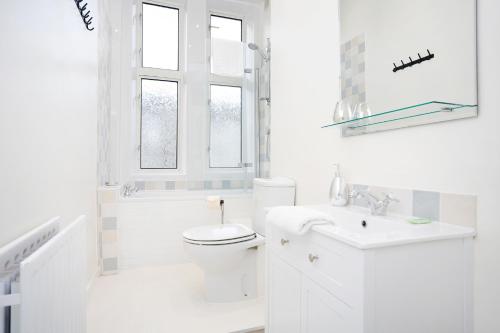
[266,223,473,333]
[300,272,353,333]
[268,253,301,333]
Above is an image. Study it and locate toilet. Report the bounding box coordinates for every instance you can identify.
[183,177,296,302]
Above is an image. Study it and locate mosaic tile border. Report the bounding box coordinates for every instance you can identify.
[341,34,366,106]
[130,179,254,192]
[97,188,120,275]
[350,184,477,228]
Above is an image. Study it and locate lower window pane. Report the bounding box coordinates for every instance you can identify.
[141,79,178,169]
[209,85,242,168]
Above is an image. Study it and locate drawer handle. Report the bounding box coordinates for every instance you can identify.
[308,254,319,263]
[280,238,289,246]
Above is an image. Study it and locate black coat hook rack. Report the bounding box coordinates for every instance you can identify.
[74,0,94,31]
[393,49,434,73]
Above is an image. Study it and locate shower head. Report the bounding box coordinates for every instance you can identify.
[248,42,269,62]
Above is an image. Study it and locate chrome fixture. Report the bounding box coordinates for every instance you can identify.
[247,38,272,177]
[122,183,138,197]
[350,190,399,216]
[248,42,270,62]
[308,254,319,263]
[248,39,271,104]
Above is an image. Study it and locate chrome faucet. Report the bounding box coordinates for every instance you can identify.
[350,190,399,216]
[122,183,138,197]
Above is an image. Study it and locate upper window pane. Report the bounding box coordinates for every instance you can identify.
[142,3,179,70]
[210,15,242,42]
[209,85,242,168]
[141,79,178,169]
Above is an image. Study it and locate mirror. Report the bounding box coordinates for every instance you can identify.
[335,0,477,136]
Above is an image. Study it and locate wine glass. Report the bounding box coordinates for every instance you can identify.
[333,100,353,123]
[353,102,372,120]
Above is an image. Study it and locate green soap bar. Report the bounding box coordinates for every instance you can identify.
[408,218,432,224]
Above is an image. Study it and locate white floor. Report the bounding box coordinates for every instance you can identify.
[87,263,265,333]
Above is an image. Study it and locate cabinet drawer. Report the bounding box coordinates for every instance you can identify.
[268,224,363,307]
[300,234,363,306]
[268,224,305,262]
[301,276,361,333]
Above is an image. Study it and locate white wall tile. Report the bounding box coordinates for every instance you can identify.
[115,195,253,269]
[440,193,477,228]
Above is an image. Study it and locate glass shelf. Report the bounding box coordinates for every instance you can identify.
[322,101,478,135]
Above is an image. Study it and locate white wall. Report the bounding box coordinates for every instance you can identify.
[270,0,500,331]
[0,0,99,282]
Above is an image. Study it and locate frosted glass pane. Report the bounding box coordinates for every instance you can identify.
[210,16,242,41]
[141,79,178,169]
[210,85,242,168]
[142,3,178,70]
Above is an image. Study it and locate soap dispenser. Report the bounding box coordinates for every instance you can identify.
[329,164,348,206]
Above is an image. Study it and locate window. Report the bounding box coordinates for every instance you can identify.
[210,15,242,42]
[138,2,181,170]
[142,3,179,70]
[140,79,178,169]
[129,2,256,179]
[209,85,242,168]
[209,15,244,169]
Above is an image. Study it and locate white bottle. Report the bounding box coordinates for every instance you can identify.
[329,164,348,206]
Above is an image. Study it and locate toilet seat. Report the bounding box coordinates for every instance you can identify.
[183,224,257,246]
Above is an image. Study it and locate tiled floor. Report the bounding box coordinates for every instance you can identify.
[87,263,265,333]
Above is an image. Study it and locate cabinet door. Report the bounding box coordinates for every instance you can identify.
[268,253,301,333]
[301,276,354,333]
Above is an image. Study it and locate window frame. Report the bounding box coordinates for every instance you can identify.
[124,0,258,182]
[206,11,251,176]
[134,0,187,177]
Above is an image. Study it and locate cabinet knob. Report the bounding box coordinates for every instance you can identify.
[280,238,289,246]
[308,254,319,263]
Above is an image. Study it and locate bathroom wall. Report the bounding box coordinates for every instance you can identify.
[97,0,113,186]
[0,0,99,282]
[270,0,500,331]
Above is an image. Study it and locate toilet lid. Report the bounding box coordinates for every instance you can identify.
[183,224,256,244]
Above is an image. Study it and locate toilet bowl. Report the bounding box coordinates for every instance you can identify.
[183,224,264,302]
[183,177,296,302]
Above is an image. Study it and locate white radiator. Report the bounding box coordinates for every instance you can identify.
[0,216,87,333]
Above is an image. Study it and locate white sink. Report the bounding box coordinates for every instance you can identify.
[307,205,476,249]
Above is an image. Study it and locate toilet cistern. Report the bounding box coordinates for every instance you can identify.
[350,189,399,216]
